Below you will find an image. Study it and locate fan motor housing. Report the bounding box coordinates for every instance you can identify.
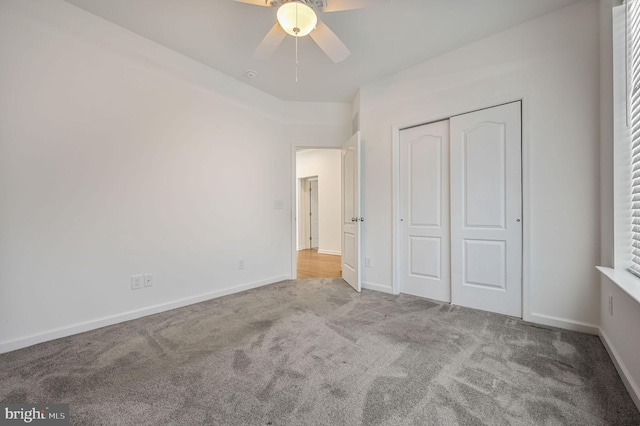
[270,0,326,9]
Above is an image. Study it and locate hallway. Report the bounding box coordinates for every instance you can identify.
[296,249,341,279]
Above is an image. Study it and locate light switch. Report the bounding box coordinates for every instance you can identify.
[131,275,143,290]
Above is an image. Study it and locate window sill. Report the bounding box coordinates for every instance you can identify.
[597,266,640,306]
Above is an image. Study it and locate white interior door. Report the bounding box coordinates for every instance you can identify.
[310,179,319,248]
[450,102,522,317]
[399,120,450,301]
[342,131,361,292]
[299,178,310,249]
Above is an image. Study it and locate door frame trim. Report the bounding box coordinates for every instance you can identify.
[391,95,532,322]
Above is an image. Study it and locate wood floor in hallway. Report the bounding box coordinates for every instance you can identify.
[297,248,341,279]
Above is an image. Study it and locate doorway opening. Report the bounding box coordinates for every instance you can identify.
[295,149,342,279]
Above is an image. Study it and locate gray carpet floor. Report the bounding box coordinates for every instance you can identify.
[1,278,639,425]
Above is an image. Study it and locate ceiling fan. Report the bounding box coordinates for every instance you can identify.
[234,0,385,63]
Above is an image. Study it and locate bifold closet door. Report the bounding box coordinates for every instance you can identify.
[450,102,522,317]
[399,120,450,302]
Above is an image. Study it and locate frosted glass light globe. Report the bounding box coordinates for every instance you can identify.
[277,2,317,37]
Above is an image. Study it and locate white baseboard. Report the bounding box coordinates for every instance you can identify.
[0,275,291,355]
[362,281,394,294]
[599,328,640,411]
[317,249,341,256]
[528,312,599,335]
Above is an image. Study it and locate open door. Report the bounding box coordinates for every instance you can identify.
[342,131,361,292]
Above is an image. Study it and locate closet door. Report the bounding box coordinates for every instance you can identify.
[450,102,522,317]
[399,120,450,301]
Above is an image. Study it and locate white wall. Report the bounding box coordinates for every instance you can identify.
[285,102,352,149]
[598,0,640,409]
[358,0,601,330]
[296,150,342,255]
[0,0,350,352]
[600,277,640,408]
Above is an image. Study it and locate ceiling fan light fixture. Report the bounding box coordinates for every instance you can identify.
[277,2,317,37]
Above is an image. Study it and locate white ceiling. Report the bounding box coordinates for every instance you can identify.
[62,0,584,103]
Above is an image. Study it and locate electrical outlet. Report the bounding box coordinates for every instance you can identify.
[238,259,245,270]
[144,274,153,287]
[365,257,372,267]
[131,275,143,290]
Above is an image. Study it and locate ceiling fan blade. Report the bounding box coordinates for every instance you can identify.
[253,23,287,60]
[309,20,350,63]
[233,0,271,6]
[322,0,387,12]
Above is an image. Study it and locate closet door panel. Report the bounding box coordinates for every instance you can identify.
[450,102,522,317]
[399,120,450,302]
